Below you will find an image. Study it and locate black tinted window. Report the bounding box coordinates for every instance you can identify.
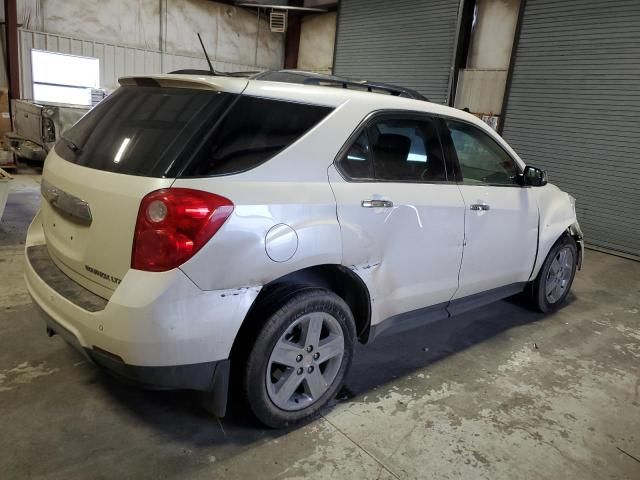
[339,131,372,179]
[369,118,447,182]
[181,96,333,176]
[447,120,518,185]
[56,86,235,177]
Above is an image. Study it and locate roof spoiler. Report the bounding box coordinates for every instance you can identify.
[168,69,260,78]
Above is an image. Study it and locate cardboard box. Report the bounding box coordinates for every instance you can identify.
[0,89,11,136]
[0,88,9,112]
[0,116,11,136]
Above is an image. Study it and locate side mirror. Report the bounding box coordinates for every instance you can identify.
[522,165,547,187]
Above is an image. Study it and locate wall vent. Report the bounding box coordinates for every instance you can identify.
[270,9,287,33]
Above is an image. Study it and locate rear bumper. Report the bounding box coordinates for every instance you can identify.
[24,215,260,403]
[39,304,230,416]
[25,245,259,366]
[38,300,227,390]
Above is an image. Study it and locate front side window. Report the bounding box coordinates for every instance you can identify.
[447,120,518,185]
[368,117,447,182]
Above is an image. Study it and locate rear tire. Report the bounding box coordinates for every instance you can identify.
[528,235,578,313]
[242,288,355,429]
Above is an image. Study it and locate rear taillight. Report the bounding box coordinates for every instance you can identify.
[132,188,234,272]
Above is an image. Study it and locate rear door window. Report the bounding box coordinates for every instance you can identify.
[180,96,333,176]
[368,117,447,182]
[56,86,236,177]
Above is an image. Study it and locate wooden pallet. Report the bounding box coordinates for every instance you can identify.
[0,149,17,172]
[0,160,17,172]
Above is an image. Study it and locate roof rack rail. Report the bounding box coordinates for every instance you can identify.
[304,77,427,101]
[253,70,428,101]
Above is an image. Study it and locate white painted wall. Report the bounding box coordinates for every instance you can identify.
[298,12,336,74]
[455,0,520,117]
[467,0,520,70]
[42,0,159,51]
[16,0,284,69]
[164,0,283,68]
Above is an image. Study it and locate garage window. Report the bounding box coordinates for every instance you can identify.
[31,50,99,106]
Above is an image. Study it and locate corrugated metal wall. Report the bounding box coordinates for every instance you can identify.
[502,0,640,257]
[333,0,461,104]
[19,29,262,99]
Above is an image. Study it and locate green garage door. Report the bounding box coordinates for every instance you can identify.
[502,0,640,257]
[334,0,461,104]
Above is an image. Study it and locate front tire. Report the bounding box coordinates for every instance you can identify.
[243,288,356,428]
[528,235,578,313]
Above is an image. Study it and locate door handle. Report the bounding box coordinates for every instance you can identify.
[470,203,490,211]
[362,199,394,208]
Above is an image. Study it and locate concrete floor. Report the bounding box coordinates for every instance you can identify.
[1,172,639,480]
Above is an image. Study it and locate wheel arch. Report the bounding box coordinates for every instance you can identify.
[530,188,582,280]
[230,264,372,365]
[531,222,583,281]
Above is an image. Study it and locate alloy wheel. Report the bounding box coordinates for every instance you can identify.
[545,246,574,304]
[266,312,345,411]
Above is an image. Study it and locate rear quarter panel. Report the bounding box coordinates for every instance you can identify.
[174,101,365,291]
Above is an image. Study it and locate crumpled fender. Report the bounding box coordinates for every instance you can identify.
[529,183,580,280]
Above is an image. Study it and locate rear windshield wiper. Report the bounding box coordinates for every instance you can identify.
[61,137,81,154]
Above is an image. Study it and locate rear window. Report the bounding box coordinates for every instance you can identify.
[56,86,333,178]
[56,86,236,177]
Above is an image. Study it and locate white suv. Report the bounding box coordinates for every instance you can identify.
[25,73,583,428]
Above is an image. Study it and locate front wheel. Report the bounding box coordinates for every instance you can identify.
[243,289,356,428]
[528,235,578,313]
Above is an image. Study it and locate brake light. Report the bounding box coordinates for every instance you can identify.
[132,189,234,272]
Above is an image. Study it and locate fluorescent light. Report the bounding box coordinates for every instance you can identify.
[113,138,131,164]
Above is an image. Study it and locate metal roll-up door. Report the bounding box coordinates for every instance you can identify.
[502,0,640,257]
[334,0,461,104]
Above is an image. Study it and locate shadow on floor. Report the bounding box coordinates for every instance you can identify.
[89,292,572,448]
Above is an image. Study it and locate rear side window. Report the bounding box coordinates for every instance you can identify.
[180,96,333,176]
[340,131,373,179]
[56,86,236,177]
